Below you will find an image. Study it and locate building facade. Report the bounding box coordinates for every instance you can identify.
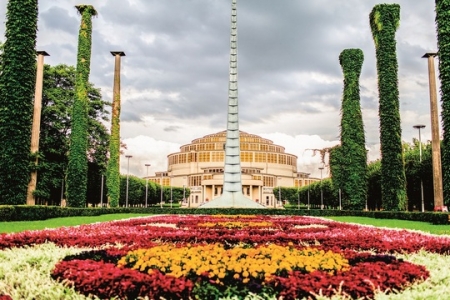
[147,131,317,208]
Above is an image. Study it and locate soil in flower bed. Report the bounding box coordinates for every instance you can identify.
[44,215,435,299]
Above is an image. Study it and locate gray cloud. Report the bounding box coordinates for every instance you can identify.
[0,0,439,150]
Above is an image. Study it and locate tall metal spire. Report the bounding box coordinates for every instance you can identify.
[201,0,264,208]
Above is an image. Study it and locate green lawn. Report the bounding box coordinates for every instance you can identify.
[0,213,151,234]
[326,216,450,235]
[2,214,450,236]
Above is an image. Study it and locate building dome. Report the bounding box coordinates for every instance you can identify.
[149,131,314,208]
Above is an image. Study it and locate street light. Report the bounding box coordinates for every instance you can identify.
[277,177,281,209]
[414,124,426,212]
[183,176,187,207]
[100,174,104,207]
[170,175,173,208]
[319,166,324,210]
[125,155,132,207]
[145,164,151,207]
[306,173,310,210]
[160,173,163,208]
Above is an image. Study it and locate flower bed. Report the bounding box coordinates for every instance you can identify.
[1,215,449,299]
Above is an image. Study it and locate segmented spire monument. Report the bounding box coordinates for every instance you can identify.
[200,0,265,209]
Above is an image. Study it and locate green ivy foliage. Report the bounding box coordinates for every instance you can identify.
[337,49,367,210]
[67,5,98,207]
[369,4,407,211]
[0,0,38,205]
[435,0,450,203]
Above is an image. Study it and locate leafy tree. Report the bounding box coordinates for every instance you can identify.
[33,64,109,206]
[435,0,450,204]
[117,176,187,207]
[329,145,346,206]
[0,0,38,205]
[67,5,98,207]
[403,141,434,211]
[370,4,407,211]
[293,179,335,209]
[367,160,382,210]
[338,49,367,210]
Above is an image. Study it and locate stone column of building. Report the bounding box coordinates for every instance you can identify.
[423,53,444,209]
[27,51,49,205]
[200,0,264,209]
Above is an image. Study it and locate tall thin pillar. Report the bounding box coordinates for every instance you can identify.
[200,0,264,208]
[422,53,445,210]
[106,51,125,207]
[27,51,49,205]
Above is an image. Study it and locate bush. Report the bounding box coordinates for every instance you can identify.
[0,206,448,225]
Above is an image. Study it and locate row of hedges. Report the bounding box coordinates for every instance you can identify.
[0,205,448,225]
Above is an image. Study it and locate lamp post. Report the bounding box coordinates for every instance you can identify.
[184,176,188,208]
[413,124,426,212]
[100,174,104,207]
[145,164,151,207]
[170,175,173,208]
[277,177,281,208]
[125,155,132,207]
[319,166,324,210]
[160,173,163,208]
[60,177,64,207]
[297,183,300,210]
[306,173,310,210]
[339,188,342,210]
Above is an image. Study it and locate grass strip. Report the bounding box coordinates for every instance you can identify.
[0,213,151,234]
[326,216,450,235]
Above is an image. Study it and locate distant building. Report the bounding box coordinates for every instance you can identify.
[147,131,318,208]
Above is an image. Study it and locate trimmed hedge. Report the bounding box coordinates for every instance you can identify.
[0,206,448,225]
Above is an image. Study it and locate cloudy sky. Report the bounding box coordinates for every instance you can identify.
[0,0,439,178]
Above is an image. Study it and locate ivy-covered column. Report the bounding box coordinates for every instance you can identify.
[106,51,125,208]
[67,5,97,207]
[0,0,38,205]
[435,0,450,208]
[338,49,367,210]
[370,4,407,211]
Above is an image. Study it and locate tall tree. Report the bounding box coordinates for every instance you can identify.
[35,64,109,205]
[370,4,407,211]
[67,5,98,207]
[338,49,367,210]
[0,0,38,205]
[435,0,450,205]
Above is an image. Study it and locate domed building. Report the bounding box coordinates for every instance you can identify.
[148,131,316,208]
